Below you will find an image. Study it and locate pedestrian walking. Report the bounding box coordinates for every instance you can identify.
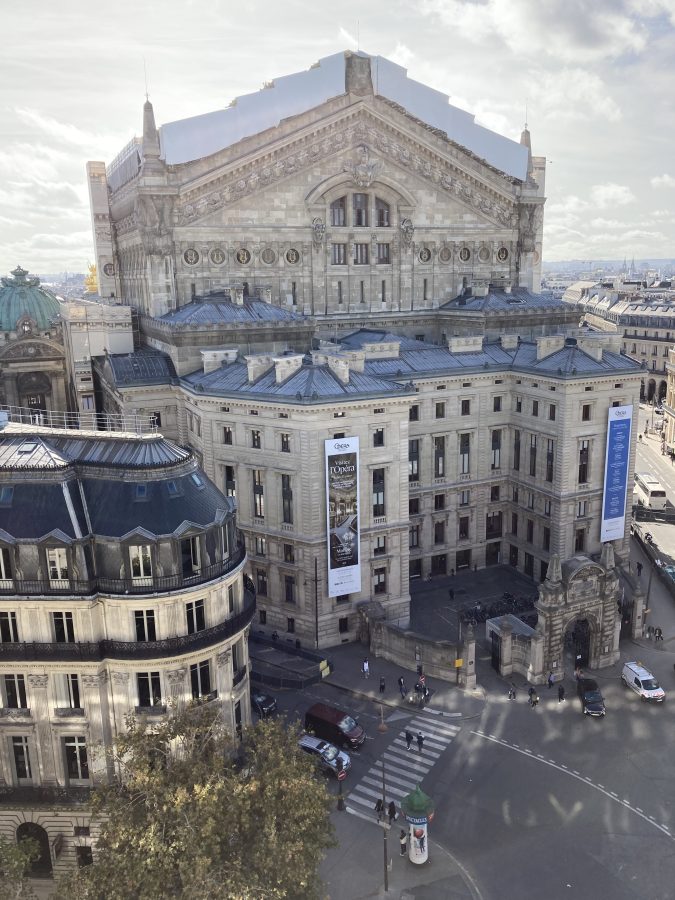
[379,675,386,694]
[416,731,425,753]
[508,683,516,700]
[399,829,407,857]
[637,561,643,577]
[374,798,383,820]
[398,676,406,698]
[558,684,565,703]
[449,587,455,601]
[362,658,370,679]
[532,692,539,707]
[547,671,554,689]
[405,729,413,751]
[655,627,664,641]
[388,801,397,824]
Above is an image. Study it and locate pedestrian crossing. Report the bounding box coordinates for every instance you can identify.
[345,714,461,823]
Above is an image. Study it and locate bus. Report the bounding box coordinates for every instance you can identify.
[634,472,667,510]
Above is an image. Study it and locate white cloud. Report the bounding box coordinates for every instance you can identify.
[530,68,621,122]
[651,173,675,188]
[590,183,636,208]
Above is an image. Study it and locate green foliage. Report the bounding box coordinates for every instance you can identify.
[0,835,38,900]
[55,705,335,900]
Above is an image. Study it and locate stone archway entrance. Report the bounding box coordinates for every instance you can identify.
[563,615,594,671]
[647,379,656,402]
[16,822,52,878]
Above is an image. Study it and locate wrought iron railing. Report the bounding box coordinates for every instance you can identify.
[0,544,246,598]
[0,785,92,807]
[0,588,256,663]
[232,665,248,687]
[0,404,158,435]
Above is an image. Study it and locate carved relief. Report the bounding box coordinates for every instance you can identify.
[81,674,102,688]
[311,217,326,250]
[216,650,232,667]
[400,218,415,249]
[343,145,382,188]
[166,668,186,685]
[27,674,48,688]
[112,672,130,684]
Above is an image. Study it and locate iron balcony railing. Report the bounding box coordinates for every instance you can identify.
[0,544,246,598]
[0,785,92,807]
[0,588,256,663]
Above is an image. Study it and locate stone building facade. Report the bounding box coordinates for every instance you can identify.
[0,424,253,879]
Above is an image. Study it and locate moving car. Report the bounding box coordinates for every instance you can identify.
[304,702,365,749]
[250,688,278,718]
[621,661,665,702]
[577,678,606,716]
[298,734,351,778]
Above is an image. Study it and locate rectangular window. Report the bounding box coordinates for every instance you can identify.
[12,736,32,782]
[360,280,365,303]
[486,512,503,540]
[532,400,539,417]
[409,498,420,515]
[377,244,390,264]
[546,439,554,483]
[526,520,534,543]
[281,474,293,525]
[544,499,552,517]
[284,575,296,604]
[354,243,369,265]
[339,616,349,634]
[287,617,295,634]
[373,428,385,447]
[458,516,470,540]
[408,439,419,482]
[251,430,261,450]
[529,434,537,477]
[435,402,445,419]
[4,674,27,709]
[181,536,201,576]
[223,427,233,445]
[434,436,445,477]
[524,553,534,578]
[527,491,535,510]
[493,396,502,412]
[582,404,591,421]
[456,549,472,570]
[409,404,419,422]
[372,469,385,517]
[513,430,521,471]
[53,611,75,643]
[331,243,347,265]
[331,197,346,226]
[259,610,267,625]
[409,525,419,548]
[64,736,89,781]
[190,661,211,700]
[283,543,295,563]
[337,281,343,303]
[491,485,500,501]
[129,545,152,581]
[543,526,551,552]
[376,198,390,227]
[374,536,386,556]
[373,568,386,594]
[423,278,428,302]
[137,672,162,708]
[515,396,522,413]
[253,470,265,519]
[0,611,18,643]
[575,528,586,553]
[134,610,156,642]
[47,547,69,584]
[353,193,369,227]
[491,430,501,470]
[186,599,206,635]
[459,433,470,474]
[228,585,235,614]
[511,512,518,535]
[461,399,471,416]
[434,520,445,544]
[0,547,12,582]
[577,500,588,518]
[224,465,236,498]
[459,489,470,507]
[578,440,589,484]
[548,404,556,421]
[280,433,290,453]
[434,493,445,510]
[512,486,519,503]
[254,537,267,556]
[55,673,81,710]
[256,569,268,596]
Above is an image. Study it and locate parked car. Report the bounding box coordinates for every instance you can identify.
[577,678,606,716]
[655,407,664,416]
[250,688,278,718]
[621,661,665,702]
[304,702,365,749]
[298,734,351,778]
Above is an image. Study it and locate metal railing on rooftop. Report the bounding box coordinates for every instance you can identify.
[0,405,159,436]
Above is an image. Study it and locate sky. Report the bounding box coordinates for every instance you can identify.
[2,0,675,275]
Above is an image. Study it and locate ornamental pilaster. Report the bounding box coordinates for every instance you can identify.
[27,674,58,785]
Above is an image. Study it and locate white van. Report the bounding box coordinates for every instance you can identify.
[621,661,665,702]
[634,473,667,510]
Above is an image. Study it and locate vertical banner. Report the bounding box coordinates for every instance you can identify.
[601,404,633,542]
[325,437,361,597]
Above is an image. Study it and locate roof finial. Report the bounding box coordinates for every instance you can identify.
[524,99,528,131]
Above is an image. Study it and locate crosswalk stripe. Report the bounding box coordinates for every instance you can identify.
[346,805,378,824]
[398,736,447,753]
[409,719,461,739]
[384,752,430,774]
[387,745,438,767]
[350,784,387,802]
[392,738,441,759]
[361,777,409,799]
[367,767,418,792]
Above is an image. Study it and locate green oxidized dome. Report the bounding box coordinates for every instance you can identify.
[0,266,61,332]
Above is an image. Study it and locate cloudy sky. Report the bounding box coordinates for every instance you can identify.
[3,0,675,275]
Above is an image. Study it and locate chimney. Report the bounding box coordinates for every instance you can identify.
[245,354,274,383]
[536,335,566,360]
[273,354,304,384]
[448,335,484,353]
[201,348,238,374]
[231,284,244,305]
[500,334,519,350]
[327,354,350,385]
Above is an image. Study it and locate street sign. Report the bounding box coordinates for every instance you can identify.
[455,658,463,668]
[337,769,347,781]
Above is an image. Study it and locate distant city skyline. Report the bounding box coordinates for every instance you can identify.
[2,0,675,273]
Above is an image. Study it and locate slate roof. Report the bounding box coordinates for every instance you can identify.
[158,297,307,326]
[0,434,189,470]
[105,349,177,386]
[441,287,566,313]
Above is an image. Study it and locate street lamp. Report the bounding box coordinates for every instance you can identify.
[336,757,345,811]
[378,706,389,892]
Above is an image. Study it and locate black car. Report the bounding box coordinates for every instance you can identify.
[250,688,277,718]
[577,678,606,717]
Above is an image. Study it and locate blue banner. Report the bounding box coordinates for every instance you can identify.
[601,405,633,542]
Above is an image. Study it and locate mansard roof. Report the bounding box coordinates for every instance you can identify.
[104,348,177,386]
[441,287,564,313]
[159,295,307,326]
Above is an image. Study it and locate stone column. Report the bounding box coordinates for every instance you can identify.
[528,627,545,684]
[631,583,646,639]
[460,625,476,690]
[109,671,131,735]
[215,650,234,733]
[499,621,513,677]
[25,674,57,785]
[81,673,107,780]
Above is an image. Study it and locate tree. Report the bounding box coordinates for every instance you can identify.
[0,835,38,900]
[55,704,335,900]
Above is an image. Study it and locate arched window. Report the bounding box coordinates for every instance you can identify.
[330,197,346,227]
[375,198,390,227]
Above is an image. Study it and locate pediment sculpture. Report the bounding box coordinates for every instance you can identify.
[343,144,382,188]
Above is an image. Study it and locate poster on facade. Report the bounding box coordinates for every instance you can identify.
[325,437,361,597]
[600,404,633,542]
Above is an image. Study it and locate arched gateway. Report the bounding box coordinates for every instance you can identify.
[536,544,620,679]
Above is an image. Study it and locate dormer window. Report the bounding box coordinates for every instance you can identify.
[47,547,69,584]
[130,545,153,582]
[20,320,32,335]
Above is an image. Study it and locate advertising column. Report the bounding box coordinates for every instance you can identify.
[325,437,361,597]
[600,404,633,542]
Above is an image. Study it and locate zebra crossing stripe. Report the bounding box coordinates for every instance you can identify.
[369,768,419,791]
[392,738,441,759]
[409,718,461,739]
[383,752,429,774]
[361,777,410,799]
